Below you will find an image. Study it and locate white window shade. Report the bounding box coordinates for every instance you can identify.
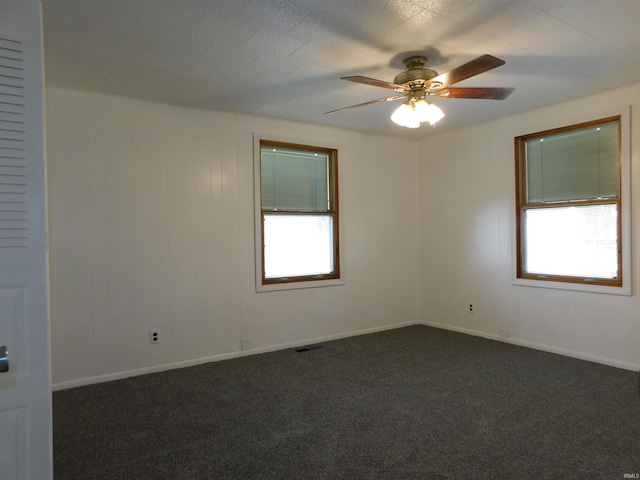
[261,148,329,211]
[526,123,619,203]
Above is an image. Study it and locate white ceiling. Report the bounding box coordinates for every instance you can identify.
[41,0,640,139]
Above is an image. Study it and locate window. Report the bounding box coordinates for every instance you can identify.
[515,116,623,287]
[256,139,340,288]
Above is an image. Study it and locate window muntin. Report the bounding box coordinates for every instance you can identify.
[259,140,339,286]
[515,116,622,287]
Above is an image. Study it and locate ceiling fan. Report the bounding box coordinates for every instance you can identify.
[326,54,514,128]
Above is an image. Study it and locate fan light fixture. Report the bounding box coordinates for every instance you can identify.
[391,98,444,128]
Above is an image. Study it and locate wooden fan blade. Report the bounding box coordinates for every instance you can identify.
[324,95,406,114]
[429,55,506,87]
[431,87,514,100]
[341,75,405,91]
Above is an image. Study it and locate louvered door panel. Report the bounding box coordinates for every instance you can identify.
[0,37,27,248]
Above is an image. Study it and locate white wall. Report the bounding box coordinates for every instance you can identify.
[417,83,640,370]
[46,87,420,388]
[48,82,640,389]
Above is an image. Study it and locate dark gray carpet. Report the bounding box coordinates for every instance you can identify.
[53,325,640,479]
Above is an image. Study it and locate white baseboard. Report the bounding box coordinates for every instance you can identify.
[52,351,243,391]
[240,320,417,357]
[420,320,640,372]
[54,319,637,391]
[52,320,418,391]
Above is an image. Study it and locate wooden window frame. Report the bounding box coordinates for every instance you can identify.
[515,116,623,287]
[257,138,340,289]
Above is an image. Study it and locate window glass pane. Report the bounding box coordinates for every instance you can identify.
[526,122,619,203]
[524,204,618,279]
[264,214,334,278]
[261,147,329,211]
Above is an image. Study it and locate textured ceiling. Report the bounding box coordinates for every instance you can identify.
[41,0,640,139]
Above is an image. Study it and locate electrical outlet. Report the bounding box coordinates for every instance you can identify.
[468,303,475,313]
[149,329,160,345]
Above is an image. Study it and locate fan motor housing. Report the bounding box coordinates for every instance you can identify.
[393,56,438,86]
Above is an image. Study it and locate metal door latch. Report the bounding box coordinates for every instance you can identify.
[0,346,8,372]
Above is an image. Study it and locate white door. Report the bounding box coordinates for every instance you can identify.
[0,1,52,479]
